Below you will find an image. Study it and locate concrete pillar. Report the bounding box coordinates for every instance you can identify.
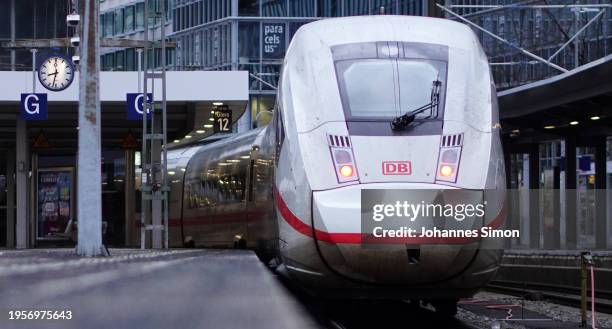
[15,120,29,249]
[565,137,577,249]
[6,150,15,247]
[528,144,540,249]
[595,137,607,249]
[76,0,104,256]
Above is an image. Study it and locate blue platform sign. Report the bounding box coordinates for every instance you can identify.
[20,93,48,120]
[126,93,153,120]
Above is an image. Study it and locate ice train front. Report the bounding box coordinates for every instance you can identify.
[273,16,506,304]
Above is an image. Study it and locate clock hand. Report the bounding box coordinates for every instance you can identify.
[47,71,58,76]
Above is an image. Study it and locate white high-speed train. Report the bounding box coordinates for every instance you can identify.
[166,16,506,316]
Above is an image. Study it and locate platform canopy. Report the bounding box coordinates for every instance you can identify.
[0,71,249,150]
[498,55,612,142]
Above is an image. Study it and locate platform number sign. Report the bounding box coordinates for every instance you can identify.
[214,106,232,133]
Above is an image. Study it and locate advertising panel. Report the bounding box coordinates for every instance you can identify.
[37,168,74,239]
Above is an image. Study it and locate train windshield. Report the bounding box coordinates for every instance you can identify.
[336,59,445,120]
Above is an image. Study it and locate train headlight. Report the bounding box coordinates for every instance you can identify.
[339,165,354,177]
[327,134,358,184]
[439,165,453,177]
[436,134,463,183]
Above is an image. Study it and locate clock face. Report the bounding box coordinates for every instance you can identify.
[38,56,75,92]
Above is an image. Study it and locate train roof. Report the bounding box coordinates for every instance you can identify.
[287,16,477,56]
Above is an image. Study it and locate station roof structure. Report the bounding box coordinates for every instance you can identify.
[498,54,612,143]
[0,71,249,150]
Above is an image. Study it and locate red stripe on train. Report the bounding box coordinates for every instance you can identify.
[273,187,507,245]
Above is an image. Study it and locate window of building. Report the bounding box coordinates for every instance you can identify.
[238,21,260,63]
[115,8,124,35]
[371,0,398,15]
[125,48,136,70]
[124,6,135,32]
[317,0,340,17]
[136,2,145,29]
[116,50,125,70]
[100,15,105,36]
[290,0,315,17]
[262,0,286,17]
[104,12,114,36]
[191,3,197,28]
[239,0,259,16]
[345,0,370,15]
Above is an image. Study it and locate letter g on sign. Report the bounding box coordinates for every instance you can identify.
[20,93,47,120]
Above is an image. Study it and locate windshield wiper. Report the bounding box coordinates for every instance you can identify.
[391,79,442,131]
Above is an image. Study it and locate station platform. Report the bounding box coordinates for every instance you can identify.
[0,249,319,329]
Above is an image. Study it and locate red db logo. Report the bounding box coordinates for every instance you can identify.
[382,161,412,175]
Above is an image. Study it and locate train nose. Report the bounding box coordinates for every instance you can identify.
[312,184,480,284]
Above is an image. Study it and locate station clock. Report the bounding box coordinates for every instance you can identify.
[38,54,75,92]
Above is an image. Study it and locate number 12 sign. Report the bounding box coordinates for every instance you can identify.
[214,106,232,133]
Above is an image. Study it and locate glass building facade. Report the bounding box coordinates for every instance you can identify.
[170,0,428,129]
[0,0,71,71]
[100,0,428,129]
[445,0,612,90]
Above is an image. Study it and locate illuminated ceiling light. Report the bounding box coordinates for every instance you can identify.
[227,159,240,163]
[570,121,579,125]
[204,124,213,128]
[213,102,224,106]
[240,155,250,159]
[511,129,520,133]
[196,130,205,134]
[181,168,186,172]
[543,125,555,129]
[184,135,192,139]
[210,110,215,114]
[590,116,600,121]
[439,165,453,177]
[209,118,214,121]
[168,171,176,175]
[174,139,180,143]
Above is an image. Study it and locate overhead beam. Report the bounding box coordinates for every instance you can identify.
[1,38,177,49]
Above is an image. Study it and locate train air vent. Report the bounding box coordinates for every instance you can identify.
[327,134,351,148]
[441,133,463,147]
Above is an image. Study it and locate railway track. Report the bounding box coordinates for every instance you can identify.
[486,280,612,314]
